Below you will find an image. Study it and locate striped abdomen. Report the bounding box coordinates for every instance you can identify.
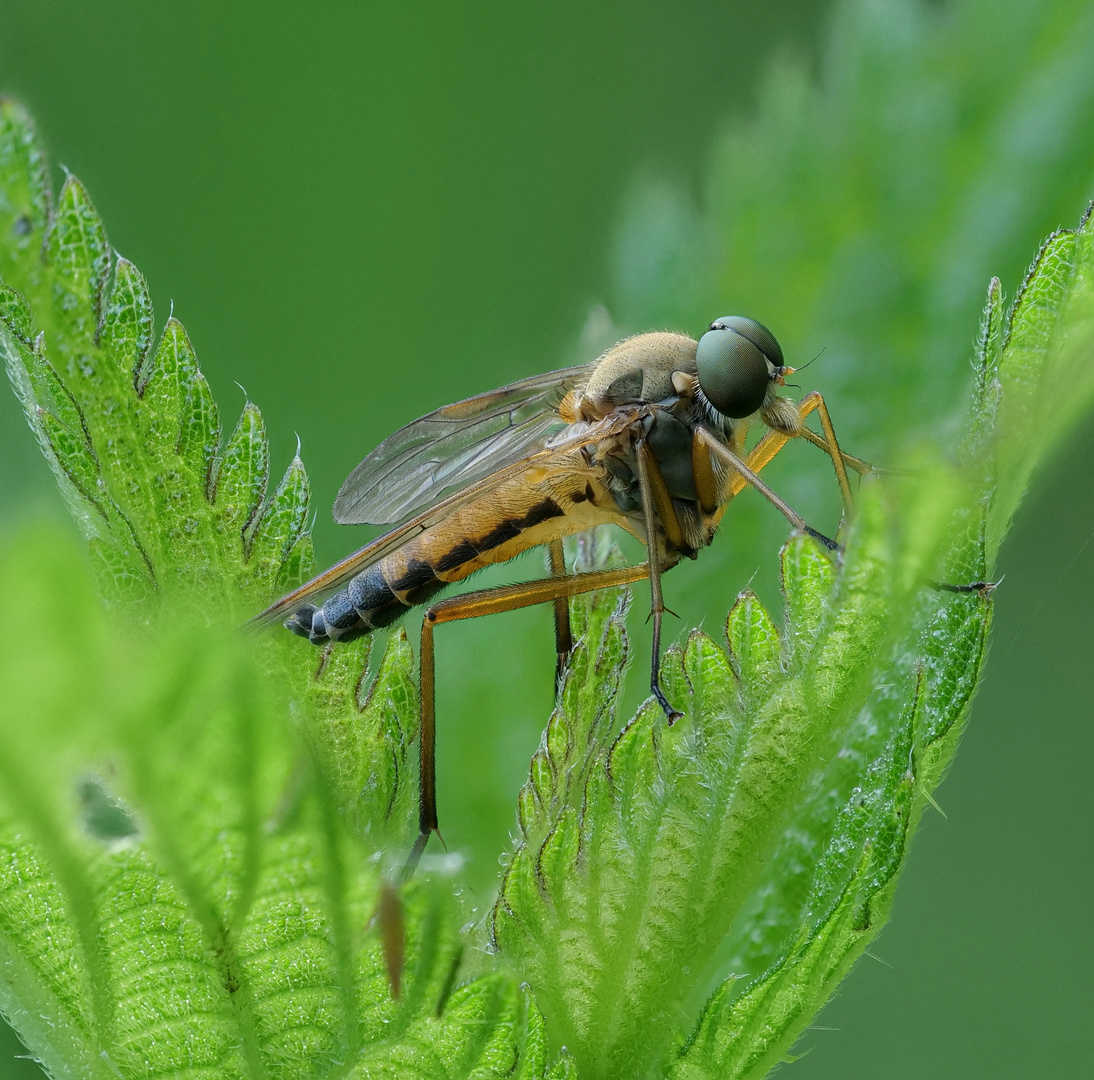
[286,458,622,644]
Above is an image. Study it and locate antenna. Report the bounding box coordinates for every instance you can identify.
[778,346,826,389]
[796,345,827,374]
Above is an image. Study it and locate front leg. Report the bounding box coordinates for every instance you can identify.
[743,392,875,515]
[693,427,839,550]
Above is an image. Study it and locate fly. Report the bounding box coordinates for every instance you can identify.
[253,316,874,869]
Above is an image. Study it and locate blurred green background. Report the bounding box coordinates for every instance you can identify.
[1,0,1092,1076]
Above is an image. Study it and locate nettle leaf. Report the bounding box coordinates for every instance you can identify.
[0,531,530,1079]
[492,207,1094,1079]
[0,104,302,616]
[349,977,551,1079]
[0,102,542,1079]
[0,100,50,291]
[512,530,632,851]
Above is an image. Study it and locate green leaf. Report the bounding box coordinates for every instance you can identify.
[42,175,110,350]
[489,201,1093,1077]
[348,977,551,1079]
[248,453,310,587]
[0,100,50,290]
[0,102,549,1080]
[725,589,781,708]
[0,518,540,1079]
[214,402,270,545]
[990,211,1094,560]
[99,255,154,390]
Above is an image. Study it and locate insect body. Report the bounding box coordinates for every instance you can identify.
[255,317,871,867]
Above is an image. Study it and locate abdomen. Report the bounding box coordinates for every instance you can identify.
[286,455,622,644]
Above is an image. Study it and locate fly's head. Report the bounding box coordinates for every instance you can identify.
[688,315,800,434]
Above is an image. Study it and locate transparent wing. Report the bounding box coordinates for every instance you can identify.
[250,410,633,630]
[333,364,591,525]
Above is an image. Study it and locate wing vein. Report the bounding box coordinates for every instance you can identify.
[333,364,589,525]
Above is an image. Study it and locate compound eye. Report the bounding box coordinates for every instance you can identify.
[696,316,783,419]
[706,315,784,368]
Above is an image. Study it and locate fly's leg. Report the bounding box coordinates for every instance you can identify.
[548,538,573,692]
[634,438,686,724]
[694,427,840,550]
[407,561,651,875]
[692,422,722,515]
[797,429,873,482]
[374,881,405,1000]
[734,392,875,513]
[701,419,988,594]
[799,391,855,513]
